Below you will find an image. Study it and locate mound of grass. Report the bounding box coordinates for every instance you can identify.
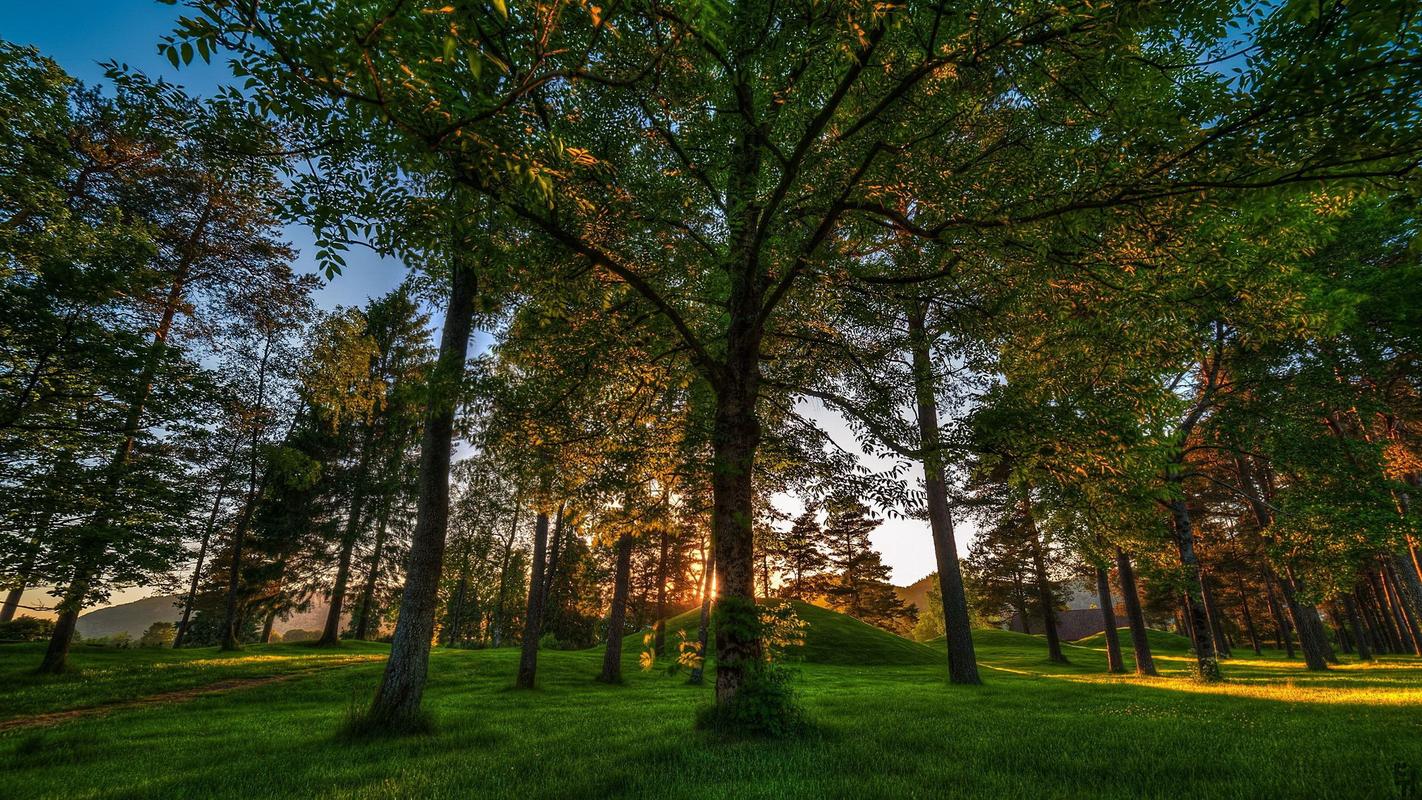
[1074,627,1193,653]
[635,599,940,666]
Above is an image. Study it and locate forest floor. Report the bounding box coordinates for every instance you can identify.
[0,629,1418,799]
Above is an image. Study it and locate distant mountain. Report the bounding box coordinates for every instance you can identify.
[76,595,183,639]
[75,594,344,639]
[894,573,936,613]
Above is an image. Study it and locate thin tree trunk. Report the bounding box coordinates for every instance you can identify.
[1342,593,1373,662]
[174,463,235,647]
[1380,562,1421,655]
[491,502,522,647]
[1095,566,1124,674]
[654,526,670,655]
[1263,571,1296,657]
[516,510,551,689]
[1,515,50,624]
[1201,572,1231,659]
[261,608,279,643]
[906,302,980,684]
[599,533,635,683]
[1115,549,1157,676]
[365,258,477,729]
[1384,558,1422,655]
[320,428,374,647]
[1023,495,1067,664]
[221,335,275,652]
[1236,578,1262,655]
[354,506,390,641]
[689,557,715,686]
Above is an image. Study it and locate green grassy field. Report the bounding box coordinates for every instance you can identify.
[1,613,1419,800]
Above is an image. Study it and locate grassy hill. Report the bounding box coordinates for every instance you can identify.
[631,599,941,666]
[1074,627,1193,653]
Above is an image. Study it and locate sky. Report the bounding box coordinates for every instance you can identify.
[5,3,955,614]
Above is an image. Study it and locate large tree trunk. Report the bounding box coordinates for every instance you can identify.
[709,360,763,705]
[365,259,477,729]
[1384,558,1422,655]
[1095,566,1124,673]
[1167,498,1220,680]
[320,430,374,646]
[516,510,551,689]
[1023,495,1067,664]
[906,303,980,685]
[599,533,635,683]
[1114,550,1157,676]
[354,506,390,641]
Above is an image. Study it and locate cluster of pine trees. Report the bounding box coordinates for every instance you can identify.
[2,0,1421,734]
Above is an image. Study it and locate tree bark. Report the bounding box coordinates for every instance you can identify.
[490,502,521,647]
[320,428,374,646]
[599,533,635,683]
[654,526,670,655]
[365,258,476,728]
[1095,566,1124,674]
[709,363,763,705]
[38,224,205,672]
[1201,572,1231,659]
[1,514,50,624]
[516,510,551,689]
[1022,495,1067,664]
[220,335,275,652]
[689,558,715,686]
[1263,571,1295,657]
[1342,593,1373,661]
[1236,579,1262,655]
[906,303,980,684]
[354,505,390,641]
[1114,549,1157,676]
[1166,498,1220,680]
[174,460,235,647]
[1384,558,1422,655]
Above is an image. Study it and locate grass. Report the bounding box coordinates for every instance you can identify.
[2,611,1420,799]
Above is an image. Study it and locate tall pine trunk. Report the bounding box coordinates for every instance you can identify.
[689,558,715,686]
[365,259,476,729]
[1236,578,1262,655]
[490,503,521,647]
[516,510,551,689]
[1095,566,1124,673]
[600,533,635,683]
[906,302,980,684]
[220,336,275,651]
[1114,550,1157,676]
[1263,571,1296,657]
[174,459,236,647]
[1167,497,1220,680]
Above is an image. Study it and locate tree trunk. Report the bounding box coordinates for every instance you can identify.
[1114,550,1157,676]
[1,514,50,624]
[261,609,278,643]
[1166,498,1220,680]
[490,502,521,648]
[516,510,551,689]
[354,506,390,641]
[1384,558,1422,655]
[654,526,670,655]
[689,558,715,686]
[174,467,234,648]
[1263,571,1295,657]
[38,232,204,673]
[1342,593,1373,662]
[541,503,565,631]
[320,428,374,647]
[1236,579,1262,655]
[365,258,477,729]
[1201,572,1231,659]
[709,366,763,705]
[1095,566,1124,673]
[599,533,635,683]
[221,335,275,652]
[1023,495,1067,664]
[906,303,980,684]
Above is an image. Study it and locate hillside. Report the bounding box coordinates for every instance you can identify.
[633,599,941,666]
[75,595,344,639]
[893,573,936,615]
[1073,626,1192,652]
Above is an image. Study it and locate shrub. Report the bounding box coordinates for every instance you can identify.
[282,628,319,643]
[695,663,807,738]
[0,615,56,642]
[139,622,176,648]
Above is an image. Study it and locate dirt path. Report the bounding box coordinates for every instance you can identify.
[0,660,380,733]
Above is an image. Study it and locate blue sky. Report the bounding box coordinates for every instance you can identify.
[3,1,408,312]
